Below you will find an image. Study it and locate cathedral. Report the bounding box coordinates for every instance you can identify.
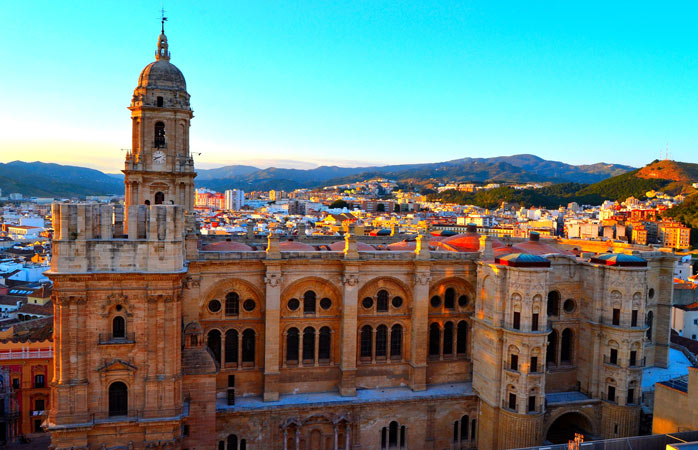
[45,29,676,450]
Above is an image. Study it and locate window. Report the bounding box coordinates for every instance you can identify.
[154,191,164,205]
[35,399,45,411]
[456,321,467,355]
[646,311,653,341]
[627,388,634,404]
[227,434,238,450]
[607,385,616,403]
[112,316,125,338]
[513,311,521,330]
[445,288,455,309]
[547,291,560,316]
[303,327,315,361]
[508,393,516,410]
[510,354,518,371]
[390,324,402,359]
[360,326,373,358]
[108,382,128,416]
[531,313,539,331]
[561,328,573,364]
[563,299,576,313]
[157,96,164,107]
[609,348,618,365]
[629,350,637,366]
[154,121,166,148]
[528,395,536,412]
[207,330,221,364]
[471,420,477,441]
[286,328,299,362]
[612,308,620,326]
[12,378,19,390]
[287,298,300,311]
[443,322,454,356]
[391,296,403,308]
[428,323,440,357]
[208,299,221,313]
[388,421,399,447]
[241,329,255,363]
[530,356,538,373]
[319,327,331,361]
[460,415,469,440]
[243,299,255,312]
[320,298,332,310]
[375,325,388,357]
[377,290,389,312]
[304,291,316,314]
[225,292,239,316]
[430,295,441,308]
[458,295,469,307]
[547,329,558,364]
[362,297,374,309]
[34,374,45,388]
[632,310,638,327]
[225,329,238,364]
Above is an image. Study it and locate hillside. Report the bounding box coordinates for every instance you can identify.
[0,161,123,198]
[197,154,633,192]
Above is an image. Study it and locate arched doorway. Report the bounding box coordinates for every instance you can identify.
[545,412,593,444]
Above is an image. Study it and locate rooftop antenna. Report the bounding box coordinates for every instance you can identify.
[160,5,168,33]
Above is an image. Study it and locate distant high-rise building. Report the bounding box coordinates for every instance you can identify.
[225,189,244,211]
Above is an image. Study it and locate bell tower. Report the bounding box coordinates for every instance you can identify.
[124,25,195,211]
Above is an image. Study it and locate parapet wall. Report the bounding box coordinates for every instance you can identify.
[49,203,186,274]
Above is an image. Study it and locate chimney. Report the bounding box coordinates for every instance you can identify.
[344,233,359,260]
[266,232,280,259]
[415,234,430,260]
[479,235,494,260]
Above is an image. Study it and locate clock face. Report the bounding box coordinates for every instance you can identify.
[153,150,166,165]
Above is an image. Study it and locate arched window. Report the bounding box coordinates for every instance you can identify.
[547,291,560,316]
[376,325,388,357]
[456,321,467,355]
[112,316,125,338]
[207,330,221,364]
[240,439,246,450]
[241,329,255,364]
[227,434,238,450]
[108,382,128,416]
[646,310,654,341]
[225,329,238,364]
[428,323,440,357]
[560,328,573,364]
[389,421,399,447]
[445,287,455,309]
[304,291,316,314]
[218,441,224,450]
[225,292,239,316]
[390,324,402,359]
[303,327,315,361]
[360,325,372,358]
[546,329,557,365]
[377,290,389,312]
[460,414,469,440]
[319,327,331,361]
[286,328,299,362]
[443,322,454,356]
[154,191,164,205]
[154,121,166,148]
[157,96,164,107]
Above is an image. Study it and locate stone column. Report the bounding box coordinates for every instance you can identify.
[410,265,431,391]
[339,264,359,396]
[263,263,282,401]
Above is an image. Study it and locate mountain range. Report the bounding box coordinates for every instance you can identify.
[0,154,636,198]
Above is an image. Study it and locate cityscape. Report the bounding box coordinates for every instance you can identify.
[1,3,698,450]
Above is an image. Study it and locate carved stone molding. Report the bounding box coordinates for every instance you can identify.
[414,273,432,286]
[342,274,359,287]
[265,274,283,288]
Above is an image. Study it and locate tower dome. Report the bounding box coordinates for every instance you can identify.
[136,32,187,91]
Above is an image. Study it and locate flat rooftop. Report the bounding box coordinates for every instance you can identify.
[217,382,473,413]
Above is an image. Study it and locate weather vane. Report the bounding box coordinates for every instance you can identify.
[160,6,168,33]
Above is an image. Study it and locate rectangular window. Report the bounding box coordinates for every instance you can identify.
[228,375,235,388]
[530,356,538,373]
[627,388,634,404]
[631,310,638,327]
[35,374,45,388]
[508,393,516,410]
[528,395,536,412]
[612,308,620,326]
[35,399,45,411]
[608,385,616,403]
[531,313,539,331]
[12,378,19,390]
[510,354,518,371]
[610,348,618,365]
[513,312,521,330]
[629,351,637,366]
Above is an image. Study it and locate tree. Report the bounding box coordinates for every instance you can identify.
[376,203,386,212]
[330,200,348,209]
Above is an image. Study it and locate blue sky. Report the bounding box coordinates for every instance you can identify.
[1,1,697,172]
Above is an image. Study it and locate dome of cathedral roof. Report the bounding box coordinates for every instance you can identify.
[136,32,187,91]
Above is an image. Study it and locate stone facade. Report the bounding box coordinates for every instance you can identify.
[45,30,677,450]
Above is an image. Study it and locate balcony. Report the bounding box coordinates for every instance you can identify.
[0,349,53,360]
[98,333,135,345]
[602,355,646,368]
[603,355,619,366]
[48,406,188,428]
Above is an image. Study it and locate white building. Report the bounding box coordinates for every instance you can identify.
[225,189,245,211]
[675,255,694,281]
[672,303,698,340]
